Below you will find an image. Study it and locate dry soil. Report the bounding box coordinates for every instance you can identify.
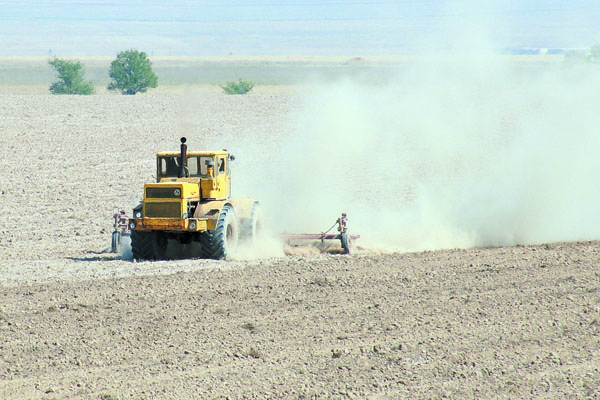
[0,93,599,399]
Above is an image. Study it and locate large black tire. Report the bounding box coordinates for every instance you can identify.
[131,230,168,260]
[199,204,239,260]
[240,203,263,245]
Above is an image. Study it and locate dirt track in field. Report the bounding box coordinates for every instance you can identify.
[1,93,599,399]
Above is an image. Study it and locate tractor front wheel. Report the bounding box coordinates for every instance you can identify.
[131,230,168,260]
[199,204,239,260]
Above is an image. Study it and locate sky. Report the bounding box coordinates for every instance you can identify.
[0,0,599,56]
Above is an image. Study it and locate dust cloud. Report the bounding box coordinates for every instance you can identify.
[231,227,285,260]
[119,235,133,260]
[220,47,600,253]
[268,56,600,252]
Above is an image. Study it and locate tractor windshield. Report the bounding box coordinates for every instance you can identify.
[157,156,216,178]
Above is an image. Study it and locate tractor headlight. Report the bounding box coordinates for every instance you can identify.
[129,222,136,229]
[135,211,142,218]
[189,221,197,230]
[174,189,181,197]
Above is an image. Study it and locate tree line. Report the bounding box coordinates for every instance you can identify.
[49,49,255,95]
[49,49,157,95]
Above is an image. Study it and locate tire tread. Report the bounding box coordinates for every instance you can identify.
[199,205,234,260]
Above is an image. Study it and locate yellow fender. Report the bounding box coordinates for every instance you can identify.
[193,198,257,231]
[230,198,258,222]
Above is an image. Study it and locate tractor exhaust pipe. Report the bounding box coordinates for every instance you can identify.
[178,137,188,178]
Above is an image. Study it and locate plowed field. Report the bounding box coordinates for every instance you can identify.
[1,94,599,399]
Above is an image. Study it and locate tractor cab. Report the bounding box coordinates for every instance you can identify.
[154,138,233,202]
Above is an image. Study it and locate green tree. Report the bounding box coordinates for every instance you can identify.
[48,57,94,95]
[107,50,158,95]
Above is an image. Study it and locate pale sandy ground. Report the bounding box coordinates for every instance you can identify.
[0,92,599,399]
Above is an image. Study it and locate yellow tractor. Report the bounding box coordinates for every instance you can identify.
[128,137,261,260]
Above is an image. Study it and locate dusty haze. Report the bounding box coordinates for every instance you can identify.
[219,55,600,253]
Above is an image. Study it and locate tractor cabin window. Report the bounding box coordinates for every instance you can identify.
[187,157,199,176]
[158,156,215,178]
[158,156,181,177]
[190,156,215,177]
[199,156,215,176]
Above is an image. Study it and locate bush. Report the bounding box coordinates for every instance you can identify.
[221,79,254,95]
[48,58,94,95]
[107,49,158,95]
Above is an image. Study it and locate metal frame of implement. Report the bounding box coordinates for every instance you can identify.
[283,213,359,255]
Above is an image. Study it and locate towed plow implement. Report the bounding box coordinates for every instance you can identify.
[283,213,360,255]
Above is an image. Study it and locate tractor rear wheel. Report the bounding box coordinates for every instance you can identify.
[241,203,263,245]
[199,204,239,260]
[131,230,168,260]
